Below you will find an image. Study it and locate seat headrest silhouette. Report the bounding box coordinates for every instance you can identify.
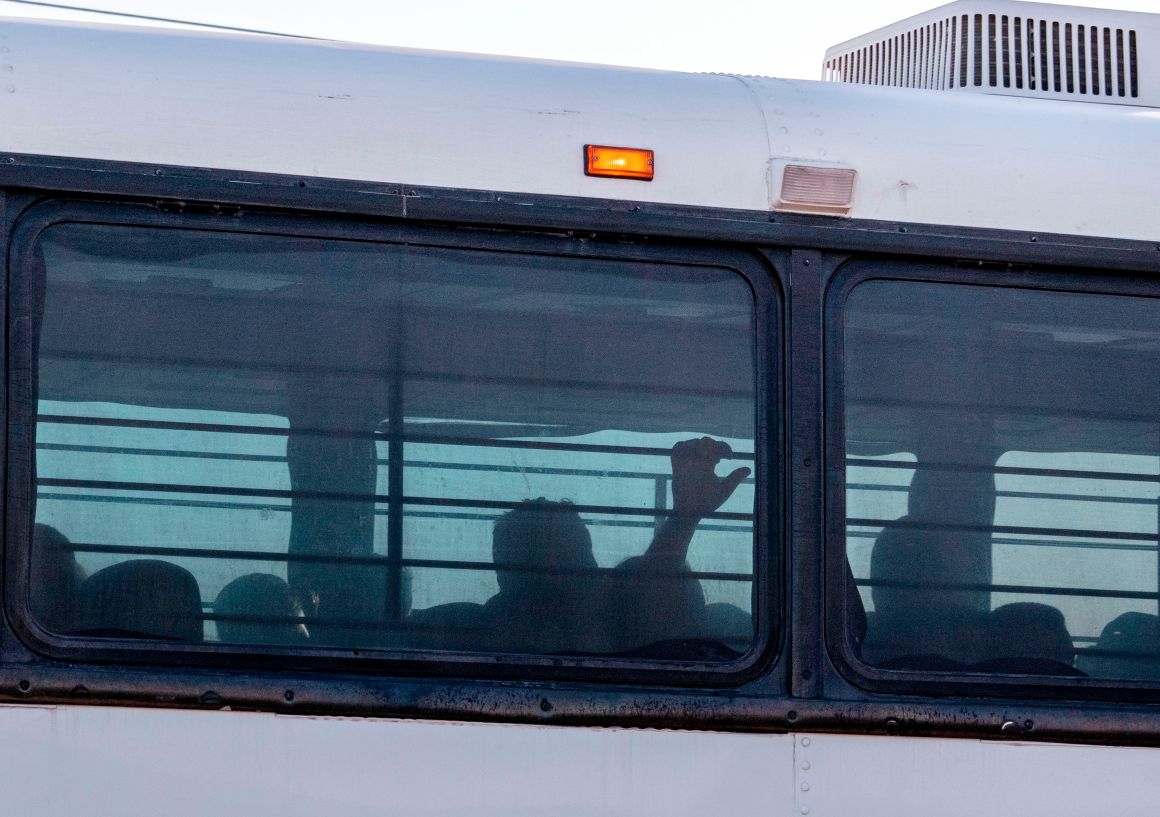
[1078,612,1160,680]
[78,560,203,641]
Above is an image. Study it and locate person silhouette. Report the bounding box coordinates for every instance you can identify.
[482,436,750,655]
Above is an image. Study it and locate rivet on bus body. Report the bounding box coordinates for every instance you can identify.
[540,698,553,712]
[787,710,798,722]
[801,807,811,815]
[801,783,811,792]
[801,737,811,747]
[17,679,30,694]
[1023,720,1034,731]
[801,761,811,771]
[4,85,14,93]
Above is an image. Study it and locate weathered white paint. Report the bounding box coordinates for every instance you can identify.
[798,731,1160,816]
[3,705,1159,816]
[1,16,1158,241]
[0,704,794,817]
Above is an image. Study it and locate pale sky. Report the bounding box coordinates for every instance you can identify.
[0,0,1156,79]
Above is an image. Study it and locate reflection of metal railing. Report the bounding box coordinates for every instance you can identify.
[855,577,1160,602]
[848,456,1160,483]
[848,457,1160,637]
[36,415,756,637]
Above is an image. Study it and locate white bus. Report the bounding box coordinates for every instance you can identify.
[1,1,1159,814]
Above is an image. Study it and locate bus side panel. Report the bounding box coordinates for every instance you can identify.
[0,705,793,816]
[800,732,1160,816]
[0,20,772,211]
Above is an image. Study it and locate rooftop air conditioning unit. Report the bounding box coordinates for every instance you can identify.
[823,0,1157,107]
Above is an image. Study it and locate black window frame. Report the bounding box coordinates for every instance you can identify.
[5,152,1160,741]
[5,196,783,690]
[824,257,1160,702]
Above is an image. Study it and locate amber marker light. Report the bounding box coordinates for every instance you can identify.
[584,145,654,181]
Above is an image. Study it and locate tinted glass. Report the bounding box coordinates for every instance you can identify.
[30,223,759,662]
[843,278,1160,679]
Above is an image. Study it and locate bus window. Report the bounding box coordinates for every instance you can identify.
[26,219,760,665]
[841,275,1160,680]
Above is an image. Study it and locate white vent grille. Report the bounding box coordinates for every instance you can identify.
[823,1,1155,106]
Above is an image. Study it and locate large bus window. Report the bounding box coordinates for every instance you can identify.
[26,220,760,665]
[841,276,1160,681]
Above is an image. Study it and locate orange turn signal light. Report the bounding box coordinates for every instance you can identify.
[584,144,654,181]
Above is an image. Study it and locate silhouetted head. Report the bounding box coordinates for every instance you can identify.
[30,523,86,633]
[492,499,596,598]
[215,572,308,645]
[870,516,978,621]
[867,517,988,664]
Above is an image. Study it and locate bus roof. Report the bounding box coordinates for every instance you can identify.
[1,15,1157,242]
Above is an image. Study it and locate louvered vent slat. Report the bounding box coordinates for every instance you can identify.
[823,1,1152,108]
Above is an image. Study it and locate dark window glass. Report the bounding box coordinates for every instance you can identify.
[843,278,1160,680]
[29,223,759,663]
